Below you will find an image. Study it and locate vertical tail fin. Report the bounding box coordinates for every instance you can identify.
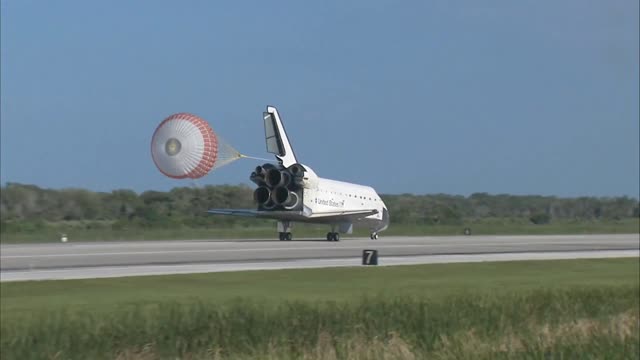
[263,106,298,167]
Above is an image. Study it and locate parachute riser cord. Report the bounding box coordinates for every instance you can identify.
[239,154,276,162]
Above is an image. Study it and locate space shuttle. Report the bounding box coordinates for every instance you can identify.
[208,106,389,241]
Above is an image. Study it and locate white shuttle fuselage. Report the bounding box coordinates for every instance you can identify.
[208,106,389,241]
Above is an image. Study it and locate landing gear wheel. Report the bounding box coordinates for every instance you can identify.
[326,232,340,241]
[370,233,379,240]
[279,232,286,241]
[285,232,293,241]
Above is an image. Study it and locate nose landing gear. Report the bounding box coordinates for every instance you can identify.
[279,232,293,241]
[370,232,379,240]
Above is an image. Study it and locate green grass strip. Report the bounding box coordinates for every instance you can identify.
[1,258,638,359]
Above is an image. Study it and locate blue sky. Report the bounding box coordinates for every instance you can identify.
[1,0,638,197]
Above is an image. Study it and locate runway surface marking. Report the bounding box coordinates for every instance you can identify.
[1,249,637,282]
[1,234,638,281]
[1,241,613,259]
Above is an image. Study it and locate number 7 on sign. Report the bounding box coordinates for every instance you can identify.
[362,249,378,265]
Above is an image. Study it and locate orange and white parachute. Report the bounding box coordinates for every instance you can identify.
[151,113,243,179]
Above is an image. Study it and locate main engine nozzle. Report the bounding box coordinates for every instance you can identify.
[288,164,305,177]
[253,186,276,209]
[272,187,300,209]
[265,168,291,188]
[287,164,306,187]
[253,186,271,204]
[250,172,265,186]
[251,164,278,186]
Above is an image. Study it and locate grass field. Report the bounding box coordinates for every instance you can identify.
[1,217,638,243]
[1,258,639,359]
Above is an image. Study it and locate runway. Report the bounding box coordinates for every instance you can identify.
[1,234,638,282]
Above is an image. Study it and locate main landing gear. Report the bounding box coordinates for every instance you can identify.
[277,221,293,241]
[326,232,340,242]
[370,232,379,240]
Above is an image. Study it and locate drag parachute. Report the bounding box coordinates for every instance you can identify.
[151,113,242,179]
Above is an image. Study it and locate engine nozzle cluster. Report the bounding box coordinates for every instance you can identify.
[250,164,303,210]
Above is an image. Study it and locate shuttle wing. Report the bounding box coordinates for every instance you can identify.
[206,209,262,217]
[207,208,378,222]
[207,209,306,221]
[306,209,379,220]
[207,209,294,219]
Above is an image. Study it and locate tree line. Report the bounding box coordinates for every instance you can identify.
[1,183,638,232]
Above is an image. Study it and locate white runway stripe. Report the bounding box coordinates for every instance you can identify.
[0,241,609,259]
[1,249,637,282]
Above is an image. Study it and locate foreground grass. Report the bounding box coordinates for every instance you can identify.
[1,218,638,243]
[1,258,639,359]
[1,288,638,359]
